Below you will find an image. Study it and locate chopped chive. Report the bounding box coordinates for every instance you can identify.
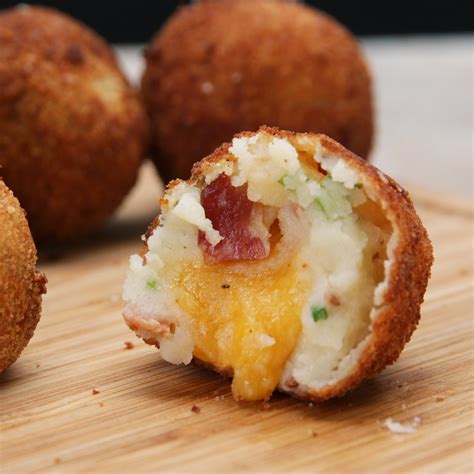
[278,174,287,185]
[311,305,328,322]
[146,279,157,289]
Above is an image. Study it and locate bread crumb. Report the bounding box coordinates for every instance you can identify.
[36,363,40,368]
[124,341,134,350]
[110,294,119,303]
[261,401,271,411]
[308,429,318,437]
[191,405,201,414]
[401,403,407,410]
[215,395,225,401]
[53,458,62,465]
[384,417,420,434]
[92,388,100,395]
[435,396,444,402]
[308,402,314,408]
[201,81,214,94]
[99,402,104,408]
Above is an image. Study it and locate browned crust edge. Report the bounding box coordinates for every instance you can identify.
[0,179,47,373]
[129,126,433,402]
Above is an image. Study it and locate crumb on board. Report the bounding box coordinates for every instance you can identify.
[401,403,407,410]
[53,458,62,465]
[36,363,40,368]
[92,388,100,395]
[110,294,120,303]
[215,395,225,401]
[99,402,104,408]
[384,417,421,434]
[308,429,319,437]
[435,396,445,402]
[261,401,271,411]
[308,403,314,408]
[191,405,201,414]
[124,341,134,350]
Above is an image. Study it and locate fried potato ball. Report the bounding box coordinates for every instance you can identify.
[0,5,149,242]
[122,127,433,402]
[142,0,373,180]
[0,179,47,373]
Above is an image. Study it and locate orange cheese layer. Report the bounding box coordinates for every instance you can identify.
[173,258,311,401]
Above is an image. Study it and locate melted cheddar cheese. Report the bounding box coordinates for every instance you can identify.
[173,258,311,400]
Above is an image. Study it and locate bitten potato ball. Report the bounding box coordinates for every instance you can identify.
[0,179,47,373]
[123,127,433,402]
[0,6,149,242]
[142,0,373,180]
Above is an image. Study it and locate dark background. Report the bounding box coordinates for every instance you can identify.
[0,0,473,42]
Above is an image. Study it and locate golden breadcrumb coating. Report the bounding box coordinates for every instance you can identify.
[142,0,373,180]
[0,179,46,373]
[129,127,432,402]
[0,5,150,241]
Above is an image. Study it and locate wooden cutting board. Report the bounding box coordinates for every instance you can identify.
[1,163,473,473]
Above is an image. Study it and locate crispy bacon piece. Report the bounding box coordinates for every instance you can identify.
[198,174,269,263]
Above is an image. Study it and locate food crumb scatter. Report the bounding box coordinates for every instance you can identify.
[92,388,100,395]
[191,405,201,414]
[200,81,214,94]
[435,396,444,402]
[384,417,421,434]
[124,341,134,350]
[110,294,119,303]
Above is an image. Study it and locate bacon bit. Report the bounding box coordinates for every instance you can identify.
[199,174,268,263]
[191,405,201,414]
[286,377,299,388]
[92,388,100,395]
[124,341,134,350]
[328,294,341,306]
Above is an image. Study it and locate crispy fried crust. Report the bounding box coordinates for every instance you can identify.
[135,126,433,402]
[0,6,150,242]
[0,180,47,373]
[142,0,373,181]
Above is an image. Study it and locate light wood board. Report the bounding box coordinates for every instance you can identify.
[1,163,473,473]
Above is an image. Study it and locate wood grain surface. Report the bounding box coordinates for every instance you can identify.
[1,163,473,473]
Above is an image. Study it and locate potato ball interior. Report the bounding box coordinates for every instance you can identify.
[123,129,399,401]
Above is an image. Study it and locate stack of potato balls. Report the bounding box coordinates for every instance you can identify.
[0,0,373,371]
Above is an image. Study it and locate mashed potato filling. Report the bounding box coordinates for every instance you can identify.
[123,133,390,401]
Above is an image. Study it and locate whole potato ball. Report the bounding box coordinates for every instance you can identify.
[142,0,373,180]
[0,179,47,373]
[0,6,149,242]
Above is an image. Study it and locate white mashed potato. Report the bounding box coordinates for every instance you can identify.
[123,131,390,393]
